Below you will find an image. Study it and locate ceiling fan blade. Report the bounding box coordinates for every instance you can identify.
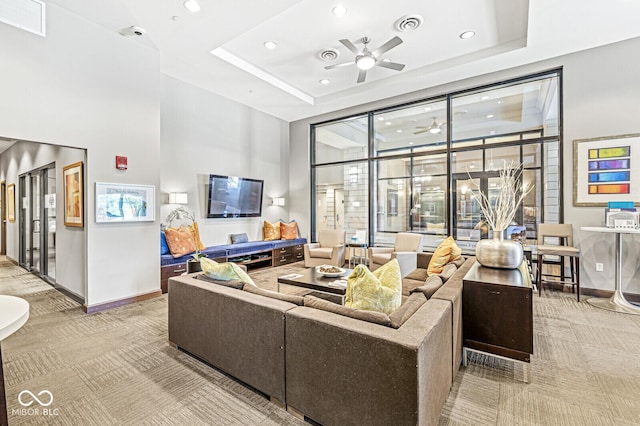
[413,129,429,135]
[339,39,361,55]
[372,36,403,57]
[376,61,405,71]
[356,69,367,83]
[324,61,354,70]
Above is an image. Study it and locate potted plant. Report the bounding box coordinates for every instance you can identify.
[187,250,206,273]
[470,161,532,269]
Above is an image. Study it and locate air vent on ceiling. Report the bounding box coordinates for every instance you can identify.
[394,14,423,32]
[0,0,46,37]
[317,48,340,62]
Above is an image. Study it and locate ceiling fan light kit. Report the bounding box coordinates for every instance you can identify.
[325,35,405,83]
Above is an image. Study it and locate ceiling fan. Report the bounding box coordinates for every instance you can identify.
[414,117,445,135]
[325,36,405,83]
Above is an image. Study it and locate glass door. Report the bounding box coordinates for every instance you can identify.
[19,174,30,269]
[30,172,41,274]
[45,168,56,281]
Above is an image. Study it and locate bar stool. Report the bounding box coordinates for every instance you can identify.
[537,223,580,301]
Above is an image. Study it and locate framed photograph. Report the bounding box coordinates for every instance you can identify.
[6,183,15,223]
[95,182,155,223]
[63,162,84,227]
[573,134,640,206]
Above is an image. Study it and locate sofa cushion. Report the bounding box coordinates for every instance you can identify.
[304,295,393,327]
[280,220,299,240]
[243,284,304,305]
[165,226,197,258]
[263,220,281,241]
[199,257,256,286]
[450,256,467,268]
[404,267,428,283]
[230,233,249,244]
[345,259,402,314]
[160,231,170,255]
[438,263,458,282]
[410,275,444,299]
[195,273,245,290]
[389,292,427,328]
[309,247,333,259]
[427,236,461,276]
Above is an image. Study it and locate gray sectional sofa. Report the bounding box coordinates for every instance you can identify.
[168,255,475,425]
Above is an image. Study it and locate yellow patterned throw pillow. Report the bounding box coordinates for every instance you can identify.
[188,221,206,251]
[165,226,196,258]
[427,236,461,276]
[263,220,281,241]
[345,259,402,314]
[200,257,256,286]
[280,220,298,240]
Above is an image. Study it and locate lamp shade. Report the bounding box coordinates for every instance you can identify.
[271,197,285,206]
[169,192,188,204]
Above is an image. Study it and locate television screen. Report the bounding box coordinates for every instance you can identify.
[207,174,264,218]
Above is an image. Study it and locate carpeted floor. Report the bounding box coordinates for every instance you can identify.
[1,259,640,425]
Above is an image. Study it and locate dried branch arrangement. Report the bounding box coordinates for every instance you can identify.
[469,161,532,232]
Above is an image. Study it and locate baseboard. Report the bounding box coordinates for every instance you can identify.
[84,290,162,314]
[541,282,640,303]
[55,285,85,305]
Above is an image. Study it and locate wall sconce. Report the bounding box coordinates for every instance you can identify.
[169,192,188,204]
[271,197,285,206]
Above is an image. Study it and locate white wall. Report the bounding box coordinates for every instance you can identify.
[0,4,161,306]
[0,142,85,297]
[161,75,291,244]
[291,37,640,294]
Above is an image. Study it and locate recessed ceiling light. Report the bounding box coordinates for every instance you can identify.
[409,142,414,145]
[460,31,476,39]
[183,0,201,13]
[396,129,403,133]
[497,100,505,104]
[489,130,496,135]
[385,122,392,126]
[424,106,432,111]
[319,79,330,85]
[486,114,494,118]
[377,116,384,120]
[264,41,277,49]
[332,4,347,17]
[480,95,489,100]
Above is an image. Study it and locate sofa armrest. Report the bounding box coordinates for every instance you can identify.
[285,299,452,426]
[330,244,345,266]
[391,251,418,278]
[303,242,320,259]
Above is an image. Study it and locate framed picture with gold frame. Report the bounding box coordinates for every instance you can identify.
[63,161,84,227]
[7,183,15,223]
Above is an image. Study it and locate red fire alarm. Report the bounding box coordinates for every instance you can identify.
[116,156,128,170]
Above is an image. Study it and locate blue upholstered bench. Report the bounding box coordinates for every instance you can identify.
[160,238,307,292]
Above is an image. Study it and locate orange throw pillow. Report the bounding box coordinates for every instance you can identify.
[165,226,196,258]
[280,221,298,240]
[188,221,206,251]
[427,236,461,276]
[263,220,281,241]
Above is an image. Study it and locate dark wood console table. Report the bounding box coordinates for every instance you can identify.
[462,262,533,382]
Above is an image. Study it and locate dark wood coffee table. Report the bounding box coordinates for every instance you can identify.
[277,267,352,304]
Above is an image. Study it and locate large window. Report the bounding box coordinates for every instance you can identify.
[311,71,561,251]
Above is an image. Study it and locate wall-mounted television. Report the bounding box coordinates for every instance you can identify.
[207,174,264,218]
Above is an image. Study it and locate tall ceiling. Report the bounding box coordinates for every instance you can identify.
[49,0,640,122]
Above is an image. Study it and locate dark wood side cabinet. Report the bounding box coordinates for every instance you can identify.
[462,262,533,364]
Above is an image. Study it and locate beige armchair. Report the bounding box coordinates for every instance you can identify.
[304,229,346,267]
[368,232,423,277]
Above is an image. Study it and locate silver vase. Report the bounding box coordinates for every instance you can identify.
[475,232,523,269]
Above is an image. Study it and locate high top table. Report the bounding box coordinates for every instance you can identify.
[581,227,640,315]
[0,295,30,425]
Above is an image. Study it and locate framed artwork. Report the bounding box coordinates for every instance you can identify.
[63,162,84,227]
[387,190,398,216]
[573,134,640,206]
[7,183,15,223]
[95,182,155,223]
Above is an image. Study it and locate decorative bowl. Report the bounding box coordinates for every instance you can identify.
[316,265,346,277]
